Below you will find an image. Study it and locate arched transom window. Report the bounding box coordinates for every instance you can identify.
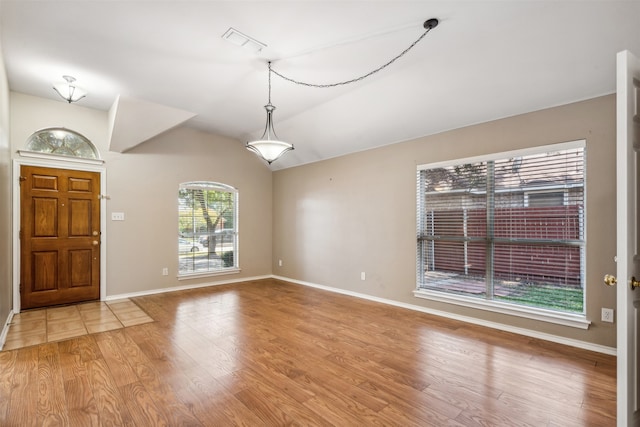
[25,127,99,160]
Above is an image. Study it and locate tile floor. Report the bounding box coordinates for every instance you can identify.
[2,299,153,351]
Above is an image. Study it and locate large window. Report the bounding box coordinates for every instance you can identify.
[178,182,238,276]
[416,141,585,316]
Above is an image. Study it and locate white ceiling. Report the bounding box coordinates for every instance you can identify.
[1,1,639,170]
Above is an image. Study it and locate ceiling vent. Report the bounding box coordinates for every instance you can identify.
[221,28,266,54]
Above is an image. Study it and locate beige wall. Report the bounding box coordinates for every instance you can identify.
[0,31,13,330]
[10,92,272,298]
[6,89,617,348]
[273,95,617,348]
[105,126,272,296]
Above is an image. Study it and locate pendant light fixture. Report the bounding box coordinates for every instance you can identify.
[246,18,439,164]
[53,75,87,103]
[246,61,294,164]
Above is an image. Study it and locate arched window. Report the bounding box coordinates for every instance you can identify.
[24,127,99,160]
[178,181,239,276]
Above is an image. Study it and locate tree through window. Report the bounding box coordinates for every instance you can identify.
[178,182,238,275]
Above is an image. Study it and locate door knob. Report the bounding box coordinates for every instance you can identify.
[604,274,617,286]
[92,231,99,236]
[92,240,99,246]
[604,274,640,290]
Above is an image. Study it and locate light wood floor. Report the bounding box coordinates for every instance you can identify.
[0,278,615,426]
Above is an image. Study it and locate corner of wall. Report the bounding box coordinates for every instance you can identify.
[0,30,15,334]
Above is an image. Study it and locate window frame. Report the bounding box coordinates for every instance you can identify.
[23,127,100,159]
[178,181,240,279]
[414,140,590,329]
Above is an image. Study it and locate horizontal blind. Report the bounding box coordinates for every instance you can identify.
[417,144,585,313]
[492,148,585,288]
[178,182,238,274]
[418,162,488,294]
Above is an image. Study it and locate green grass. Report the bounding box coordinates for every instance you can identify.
[495,283,584,313]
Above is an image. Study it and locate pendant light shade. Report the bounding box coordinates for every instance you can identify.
[246,103,293,164]
[246,62,294,164]
[53,75,87,103]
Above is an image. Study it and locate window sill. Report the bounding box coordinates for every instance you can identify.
[413,289,591,330]
[178,268,241,281]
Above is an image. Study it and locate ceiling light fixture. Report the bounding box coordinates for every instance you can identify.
[53,75,87,103]
[246,61,294,164]
[247,18,439,164]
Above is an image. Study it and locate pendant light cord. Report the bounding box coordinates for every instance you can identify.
[269,19,438,88]
[267,61,273,104]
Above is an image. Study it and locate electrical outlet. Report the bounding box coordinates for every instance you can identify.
[162,267,168,276]
[601,308,614,323]
[278,259,283,267]
[361,272,366,281]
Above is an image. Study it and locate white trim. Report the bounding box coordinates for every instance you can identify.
[272,275,615,356]
[0,310,15,351]
[105,274,271,301]
[417,139,586,171]
[177,268,241,281]
[179,181,237,192]
[178,181,240,272]
[416,140,588,328]
[413,289,590,329]
[12,157,108,313]
[17,150,104,165]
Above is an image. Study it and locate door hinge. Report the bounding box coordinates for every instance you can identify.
[19,284,22,293]
[19,176,26,184]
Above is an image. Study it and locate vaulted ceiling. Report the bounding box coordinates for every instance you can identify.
[2,1,639,169]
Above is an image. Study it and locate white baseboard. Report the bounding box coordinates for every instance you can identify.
[104,275,272,301]
[272,275,617,356]
[3,275,616,357]
[0,310,15,351]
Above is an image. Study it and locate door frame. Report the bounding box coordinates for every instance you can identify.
[12,154,107,313]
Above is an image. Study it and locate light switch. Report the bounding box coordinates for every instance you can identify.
[111,212,125,221]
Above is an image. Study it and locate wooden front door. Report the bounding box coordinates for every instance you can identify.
[20,165,101,309]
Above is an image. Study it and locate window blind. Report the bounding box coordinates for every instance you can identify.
[417,143,585,313]
[178,182,238,275]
